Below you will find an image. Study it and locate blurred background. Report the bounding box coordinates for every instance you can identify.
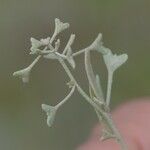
[0,0,150,149]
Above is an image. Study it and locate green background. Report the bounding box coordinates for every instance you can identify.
[0,0,150,149]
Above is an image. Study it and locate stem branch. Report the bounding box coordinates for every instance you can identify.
[106,71,113,106]
[55,86,75,109]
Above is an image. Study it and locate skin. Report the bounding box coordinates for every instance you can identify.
[77,97,150,150]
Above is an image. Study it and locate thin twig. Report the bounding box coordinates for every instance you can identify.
[106,71,113,106]
[55,86,75,109]
[57,56,127,150]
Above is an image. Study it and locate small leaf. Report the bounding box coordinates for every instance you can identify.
[40,37,50,45]
[42,104,57,127]
[103,50,128,73]
[30,38,43,48]
[13,56,41,83]
[13,67,31,83]
[30,38,43,54]
[97,45,110,55]
[55,18,70,35]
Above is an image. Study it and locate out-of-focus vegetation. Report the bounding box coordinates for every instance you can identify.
[0,0,149,149]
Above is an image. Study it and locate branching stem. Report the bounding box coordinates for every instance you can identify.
[13,18,128,150]
[58,56,127,150]
[73,48,90,57]
[58,57,97,108]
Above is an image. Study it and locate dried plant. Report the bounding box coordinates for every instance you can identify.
[13,18,128,150]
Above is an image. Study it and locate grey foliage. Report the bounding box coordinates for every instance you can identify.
[13,18,128,150]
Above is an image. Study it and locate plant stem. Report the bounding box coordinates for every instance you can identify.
[55,86,75,109]
[58,57,98,108]
[106,71,113,106]
[63,34,75,55]
[72,48,89,57]
[29,55,41,68]
[99,110,128,150]
[50,32,57,44]
[58,57,127,150]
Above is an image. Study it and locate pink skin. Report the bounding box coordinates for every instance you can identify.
[77,97,150,150]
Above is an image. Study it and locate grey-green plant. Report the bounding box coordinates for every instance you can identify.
[13,18,128,150]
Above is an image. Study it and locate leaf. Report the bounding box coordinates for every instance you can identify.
[13,67,31,83]
[41,104,57,127]
[13,56,41,83]
[55,18,70,35]
[103,50,128,73]
[40,37,50,45]
[97,45,110,55]
[30,38,43,54]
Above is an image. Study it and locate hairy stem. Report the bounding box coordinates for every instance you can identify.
[72,48,89,57]
[85,51,127,150]
[29,55,41,68]
[58,57,127,150]
[106,71,113,106]
[63,34,75,55]
[58,57,98,108]
[55,86,75,109]
[50,32,57,44]
[98,110,128,150]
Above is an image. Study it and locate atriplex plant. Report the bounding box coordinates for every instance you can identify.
[13,18,128,150]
